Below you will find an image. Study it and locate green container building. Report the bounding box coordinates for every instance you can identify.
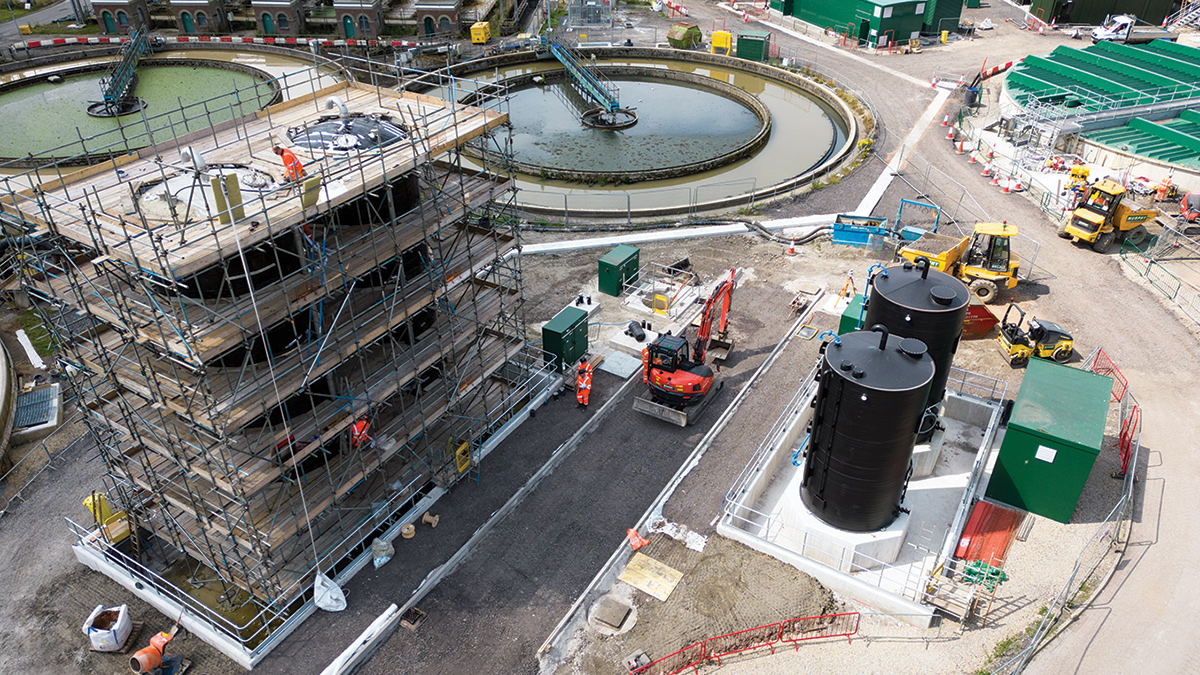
[769,0,795,15]
[736,30,772,62]
[598,244,640,297]
[984,359,1113,524]
[1028,0,1173,27]
[542,306,589,371]
[787,0,963,41]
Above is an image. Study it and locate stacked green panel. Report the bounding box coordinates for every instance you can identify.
[984,360,1112,524]
[598,244,639,297]
[542,306,589,371]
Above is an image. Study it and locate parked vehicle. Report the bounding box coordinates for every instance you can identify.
[1092,14,1178,44]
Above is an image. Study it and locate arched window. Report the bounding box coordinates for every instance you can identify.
[438,16,451,33]
[359,15,370,33]
[278,13,289,30]
[117,11,128,25]
[196,12,208,27]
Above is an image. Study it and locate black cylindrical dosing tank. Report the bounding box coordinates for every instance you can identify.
[863,257,969,411]
[801,326,935,532]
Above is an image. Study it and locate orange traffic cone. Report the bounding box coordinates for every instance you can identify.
[946,127,955,140]
[931,75,937,88]
[1002,178,1011,194]
[956,140,965,155]
[1012,176,1025,192]
[941,113,949,127]
[957,73,965,87]
[991,173,1000,186]
[626,528,650,551]
[981,164,991,177]
[784,238,796,255]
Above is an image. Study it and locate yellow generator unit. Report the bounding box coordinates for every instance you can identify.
[471,21,491,45]
[711,30,732,55]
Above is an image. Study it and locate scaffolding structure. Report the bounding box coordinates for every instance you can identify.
[0,55,547,656]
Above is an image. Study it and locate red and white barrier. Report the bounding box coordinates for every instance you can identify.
[12,35,422,51]
[979,57,1024,81]
[665,0,689,17]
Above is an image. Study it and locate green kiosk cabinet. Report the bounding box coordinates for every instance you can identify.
[985,359,1112,524]
[736,30,772,62]
[839,294,863,334]
[598,244,639,297]
[542,306,589,371]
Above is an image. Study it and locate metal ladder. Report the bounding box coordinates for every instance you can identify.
[547,38,621,114]
[98,28,153,112]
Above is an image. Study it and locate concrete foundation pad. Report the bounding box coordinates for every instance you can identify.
[782,460,912,570]
[610,329,659,358]
[912,423,946,479]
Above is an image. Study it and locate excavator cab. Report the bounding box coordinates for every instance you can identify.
[647,334,690,373]
[996,303,1074,367]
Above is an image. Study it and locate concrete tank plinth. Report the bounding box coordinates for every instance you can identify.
[785,458,912,570]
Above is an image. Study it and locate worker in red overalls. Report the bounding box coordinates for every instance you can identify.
[351,417,371,449]
[274,145,305,183]
[576,357,594,408]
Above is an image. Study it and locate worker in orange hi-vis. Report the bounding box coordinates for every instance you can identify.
[351,418,371,449]
[576,357,594,408]
[273,145,305,182]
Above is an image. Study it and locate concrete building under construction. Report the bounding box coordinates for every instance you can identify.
[0,58,548,664]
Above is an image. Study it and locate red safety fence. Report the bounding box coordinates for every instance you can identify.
[632,612,859,675]
[1117,404,1140,476]
[1088,348,1128,403]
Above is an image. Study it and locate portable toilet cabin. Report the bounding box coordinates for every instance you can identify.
[470,21,490,44]
[711,29,732,55]
[667,22,702,48]
[736,30,771,62]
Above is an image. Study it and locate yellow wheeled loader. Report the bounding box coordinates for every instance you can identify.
[896,221,1020,304]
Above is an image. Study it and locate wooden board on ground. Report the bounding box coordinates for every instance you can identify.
[619,552,684,602]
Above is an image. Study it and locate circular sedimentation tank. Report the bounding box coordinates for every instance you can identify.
[863,258,970,413]
[802,327,934,532]
[433,50,862,216]
[0,56,287,165]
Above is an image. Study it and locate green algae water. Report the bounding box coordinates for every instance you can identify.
[0,64,273,159]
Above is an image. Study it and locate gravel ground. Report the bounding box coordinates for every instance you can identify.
[4,3,1199,674]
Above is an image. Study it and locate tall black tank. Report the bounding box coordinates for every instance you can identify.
[863,257,970,411]
[801,326,935,532]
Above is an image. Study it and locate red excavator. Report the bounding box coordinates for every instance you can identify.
[634,269,735,426]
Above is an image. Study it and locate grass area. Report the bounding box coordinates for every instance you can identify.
[17,309,55,357]
[28,19,99,34]
[1,0,57,24]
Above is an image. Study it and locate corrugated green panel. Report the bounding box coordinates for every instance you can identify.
[1023,54,1139,95]
[1098,41,1200,79]
[1129,117,1200,154]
